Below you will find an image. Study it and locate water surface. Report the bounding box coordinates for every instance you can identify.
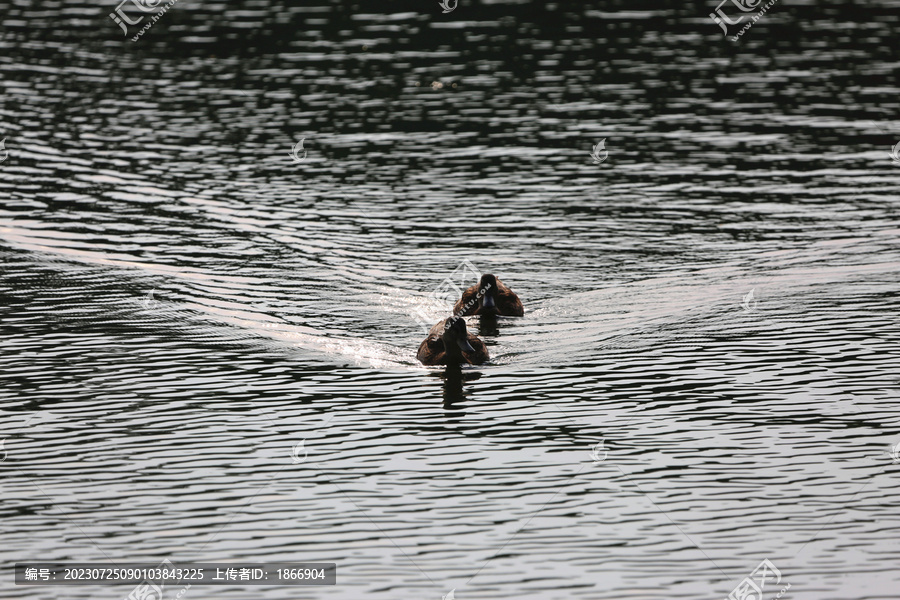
[2,1,900,598]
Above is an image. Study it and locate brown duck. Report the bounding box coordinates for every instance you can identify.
[453,273,524,317]
[416,317,489,365]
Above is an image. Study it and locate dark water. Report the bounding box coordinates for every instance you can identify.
[2,1,900,598]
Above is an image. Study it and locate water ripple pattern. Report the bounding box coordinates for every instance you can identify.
[1,1,899,599]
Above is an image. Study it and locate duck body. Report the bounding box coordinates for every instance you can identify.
[417,317,489,365]
[453,273,524,317]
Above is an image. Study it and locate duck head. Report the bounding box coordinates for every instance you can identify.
[476,273,499,316]
[441,316,476,359]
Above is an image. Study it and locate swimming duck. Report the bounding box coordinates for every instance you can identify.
[453,273,524,317]
[416,317,489,366]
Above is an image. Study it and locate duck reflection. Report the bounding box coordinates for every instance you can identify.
[431,364,482,408]
[475,316,499,338]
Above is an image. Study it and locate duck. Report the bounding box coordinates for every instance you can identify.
[452,273,524,317]
[416,317,489,365]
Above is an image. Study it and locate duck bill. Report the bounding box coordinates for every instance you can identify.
[478,293,499,317]
[456,338,476,353]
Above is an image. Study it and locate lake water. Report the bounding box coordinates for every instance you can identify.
[1,1,899,599]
